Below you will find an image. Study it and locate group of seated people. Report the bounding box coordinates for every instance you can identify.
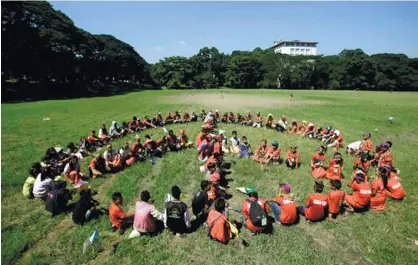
[21,108,406,247]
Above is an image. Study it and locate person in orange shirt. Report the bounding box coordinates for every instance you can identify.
[179,129,193,149]
[377,142,393,168]
[370,168,387,212]
[227,112,235,123]
[325,152,344,181]
[89,153,107,179]
[241,188,271,233]
[263,141,281,164]
[344,173,371,212]
[166,130,180,151]
[269,183,297,225]
[87,130,104,147]
[182,112,191,123]
[353,152,372,174]
[253,112,263,128]
[165,112,174,124]
[359,132,373,154]
[253,139,268,163]
[311,146,327,178]
[207,198,233,244]
[245,111,253,126]
[327,130,344,151]
[299,181,328,222]
[221,112,228,123]
[288,119,298,134]
[195,128,206,150]
[213,135,223,155]
[109,192,134,235]
[327,180,345,221]
[297,121,307,135]
[285,146,300,169]
[382,166,406,200]
[302,122,316,139]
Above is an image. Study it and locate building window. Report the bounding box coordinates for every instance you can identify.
[290,48,295,52]
[301,49,305,52]
[306,49,310,54]
[296,48,300,52]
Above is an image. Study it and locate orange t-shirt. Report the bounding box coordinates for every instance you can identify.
[378,151,393,168]
[353,158,371,173]
[213,142,222,155]
[241,198,270,232]
[266,147,281,159]
[349,182,371,206]
[360,139,373,152]
[329,158,344,169]
[304,193,328,221]
[386,177,406,200]
[273,196,297,225]
[311,152,326,164]
[207,210,231,243]
[205,155,216,170]
[286,150,300,164]
[89,159,97,169]
[370,179,386,211]
[207,186,216,201]
[210,172,221,185]
[255,145,267,156]
[109,202,127,228]
[195,133,204,147]
[87,135,98,143]
[327,190,345,214]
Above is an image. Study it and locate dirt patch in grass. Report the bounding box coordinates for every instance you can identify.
[162,93,328,111]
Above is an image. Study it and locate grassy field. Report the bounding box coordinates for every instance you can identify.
[2,89,418,265]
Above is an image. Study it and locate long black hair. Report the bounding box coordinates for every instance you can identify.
[29,162,42,177]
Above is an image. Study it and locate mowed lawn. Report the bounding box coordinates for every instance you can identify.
[2,89,418,265]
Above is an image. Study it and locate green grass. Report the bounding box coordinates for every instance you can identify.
[2,89,418,265]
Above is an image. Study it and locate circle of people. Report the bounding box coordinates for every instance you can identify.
[22,109,405,245]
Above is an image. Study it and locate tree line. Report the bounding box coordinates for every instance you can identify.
[2,2,418,102]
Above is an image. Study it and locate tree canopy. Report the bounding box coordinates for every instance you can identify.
[2,2,418,102]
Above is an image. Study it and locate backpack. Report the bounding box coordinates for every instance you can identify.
[248,199,267,227]
[192,191,208,216]
[45,182,72,216]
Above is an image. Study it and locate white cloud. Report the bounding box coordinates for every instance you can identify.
[179,40,187,46]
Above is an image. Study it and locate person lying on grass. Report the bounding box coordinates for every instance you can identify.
[165,186,191,237]
[133,190,165,236]
[299,180,328,222]
[23,162,43,199]
[89,153,107,179]
[98,124,112,143]
[207,198,233,244]
[327,180,345,221]
[253,112,263,128]
[109,192,135,235]
[253,139,268,163]
[73,189,102,225]
[229,131,240,155]
[344,173,371,213]
[269,183,298,226]
[103,144,122,171]
[262,141,281,165]
[370,168,387,212]
[192,180,216,219]
[241,188,270,234]
[119,142,136,167]
[285,145,300,169]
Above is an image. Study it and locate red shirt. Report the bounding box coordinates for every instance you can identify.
[349,182,371,206]
[286,150,300,164]
[266,147,281,159]
[311,152,326,164]
[241,198,270,232]
[205,155,216,170]
[213,142,222,155]
[327,190,345,214]
[109,202,127,228]
[304,193,328,221]
[273,196,297,224]
[353,158,371,173]
[210,172,221,184]
[386,177,405,199]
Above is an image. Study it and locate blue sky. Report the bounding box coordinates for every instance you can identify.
[51,1,418,63]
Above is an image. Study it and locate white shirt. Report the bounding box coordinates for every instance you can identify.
[63,162,80,175]
[33,173,55,198]
[119,148,130,159]
[98,128,107,138]
[277,119,287,129]
[347,141,361,151]
[230,137,239,147]
[103,149,117,162]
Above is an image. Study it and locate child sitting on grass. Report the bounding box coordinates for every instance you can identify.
[285,145,300,169]
[207,198,233,244]
[327,180,345,221]
[269,183,298,226]
[109,192,135,235]
[299,181,328,222]
[239,136,251,158]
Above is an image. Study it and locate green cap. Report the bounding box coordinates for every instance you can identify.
[272,141,279,146]
[245,187,257,194]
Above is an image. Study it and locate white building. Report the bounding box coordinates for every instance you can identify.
[270,40,318,56]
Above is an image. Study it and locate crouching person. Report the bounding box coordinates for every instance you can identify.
[207,198,233,244]
[133,190,165,236]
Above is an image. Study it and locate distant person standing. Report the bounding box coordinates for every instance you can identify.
[220,90,224,99]
[290,91,294,103]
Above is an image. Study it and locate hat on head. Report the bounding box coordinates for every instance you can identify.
[245,187,257,195]
[272,141,279,147]
[279,183,291,194]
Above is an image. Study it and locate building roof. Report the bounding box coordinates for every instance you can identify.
[270,40,319,49]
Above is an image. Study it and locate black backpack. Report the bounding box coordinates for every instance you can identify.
[192,191,208,216]
[45,182,72,217]
[248,199,267,227]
